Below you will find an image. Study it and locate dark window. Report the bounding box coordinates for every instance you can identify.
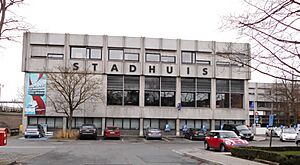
[107,75,139,106]
[231,93,243,108]
[144,76,176,107]
[216,93,229,108]
[197,93,210,107]
[145,91,160,106]
[181,92,195,107]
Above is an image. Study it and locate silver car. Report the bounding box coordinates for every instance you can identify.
[144,128,162,140]
[24,124,45,138]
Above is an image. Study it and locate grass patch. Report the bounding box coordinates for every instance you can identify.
[276,151,300,156]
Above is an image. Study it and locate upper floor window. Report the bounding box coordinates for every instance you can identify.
[31,45,64,58]
[146,53,160,62]
[181,51,195,64]
[124,53,139,61]
[108,49,123,60]
[161,56,176,63]
[70,47,101,59]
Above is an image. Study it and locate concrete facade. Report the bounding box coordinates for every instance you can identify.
[22,32,251,136]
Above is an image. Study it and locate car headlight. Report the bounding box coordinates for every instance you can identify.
[239,133,243,136]
[251,133,254,136]
[225,141,232,145]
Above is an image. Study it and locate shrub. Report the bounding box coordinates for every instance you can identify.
[55,129,79,139]
[231,147,300,165]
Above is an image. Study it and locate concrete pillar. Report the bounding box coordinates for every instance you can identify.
[139,118,144,137]
[176,118,180,136]
[101,118,106,136]
[63,117,67,132]
[211,119,215,130]
[244,80,250,126]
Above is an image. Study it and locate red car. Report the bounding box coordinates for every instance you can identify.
[204,130,248,152]
[104,126,121,139]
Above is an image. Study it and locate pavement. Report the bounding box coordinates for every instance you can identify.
[175,147,267,165]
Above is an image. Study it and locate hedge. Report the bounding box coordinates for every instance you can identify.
[231,146,300,165]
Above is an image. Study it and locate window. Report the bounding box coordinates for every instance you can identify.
[216,61,230,66]
[181,51,195,63]
[31,45,64,58]
[70,47,101,59]
[257,102,272,108]
[196,60,210,65]
[146,53,160,62]
[216,79,244,108]
[124,53,139,61]
[181,78,211,107]
[109,49,123,60]
[161,56,176,63]
[106,118,139,130]
[107,75,140,106]
[144,76,176,107]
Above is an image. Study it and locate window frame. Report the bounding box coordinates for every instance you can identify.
[145,53,161,62]
[108,48,124,61]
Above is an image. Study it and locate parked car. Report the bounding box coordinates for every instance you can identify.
[265,127,281,137]
[79,124,97,140]
[144,128,162,140]
[296,132,300,146]
[24,124,45,138]
[184,128,206,140]
[204,130,248,152]
[280,128,297,142]
[222,124,254,141]
[104,126,121,139]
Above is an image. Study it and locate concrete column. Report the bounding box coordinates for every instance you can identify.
[101,118,106,136]
[139,118,144,137]
[211,119,215,130]
[176,118,180,136]
[244,80,250,126]
[211,79,216,130]
[63,117,67,132]
[176,77,181,137]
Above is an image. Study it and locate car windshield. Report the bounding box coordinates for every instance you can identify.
[82,126,95,129]
[219,132,238,138]
[282,128,296,133]
[236,125,249,131]
[107,127,117,130]
[149,129,160,132]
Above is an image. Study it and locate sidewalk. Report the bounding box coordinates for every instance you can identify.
[176,148,266,165]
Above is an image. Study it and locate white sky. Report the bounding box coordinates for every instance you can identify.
[0,0,273,101]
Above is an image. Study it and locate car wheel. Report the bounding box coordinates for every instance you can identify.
[265,133,269,137]
[280,138,283,142]
[296,141,299,146]
[220,144,226,152]
[189,135,193,140]
[204,141,210,150]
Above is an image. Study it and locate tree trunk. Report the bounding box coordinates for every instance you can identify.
[68,116,73,131]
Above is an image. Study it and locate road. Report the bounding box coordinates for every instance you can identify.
[0,136,297,165]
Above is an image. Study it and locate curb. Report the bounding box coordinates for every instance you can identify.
[183,152,223,165]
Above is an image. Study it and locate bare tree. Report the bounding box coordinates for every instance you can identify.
[270,74,300,125]
[47,67,104,131]
[0,0,30,41]
[222,0,300,81]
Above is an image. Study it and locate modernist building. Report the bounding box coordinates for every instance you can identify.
[21,32,251,136]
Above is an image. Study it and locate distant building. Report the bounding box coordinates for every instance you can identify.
[21,32,251,136]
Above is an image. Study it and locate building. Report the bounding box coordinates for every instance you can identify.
[21,32,251,136]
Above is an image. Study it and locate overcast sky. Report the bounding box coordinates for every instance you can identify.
[0,0,273,101]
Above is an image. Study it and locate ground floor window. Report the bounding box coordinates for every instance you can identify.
[214,120,245,130]
[28,116,64,129]
[143,119,176,130]
[179,119,211,131]
[106,118,139,130]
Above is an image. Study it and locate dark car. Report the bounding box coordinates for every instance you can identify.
[79,124,98,140]
[184,128,206,140]
[24,124,45,138]
[222,124,254,141]
[104,126,121,139]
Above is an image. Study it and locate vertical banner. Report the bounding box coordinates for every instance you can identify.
[25,73,47,115]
